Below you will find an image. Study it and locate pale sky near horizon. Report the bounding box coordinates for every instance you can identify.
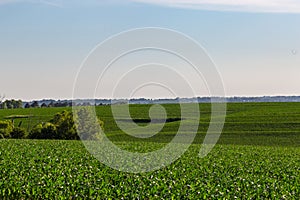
[0,0,300,101]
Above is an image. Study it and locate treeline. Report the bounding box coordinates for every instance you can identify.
[0,100,80,109]
[24,101,74,108]
[0,99,23,109]
[24,101,94,108]
[0,99,101,109]
[0,109,104,140]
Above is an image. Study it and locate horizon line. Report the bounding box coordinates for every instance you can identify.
[5,95,300,102]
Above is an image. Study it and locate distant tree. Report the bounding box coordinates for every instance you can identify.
[10,99,16,109]
[5,100,13,109]
[16,100,23,108]
[82,102,91,106]
[48,101,54,107]
[24,103,30,108]
[31,101,39,108]
[0,99,23,109]
[54,102,60,107]
[2,102,7,109]
[53,101,68,107]
[62,102,68,107]
[41,103,47,108]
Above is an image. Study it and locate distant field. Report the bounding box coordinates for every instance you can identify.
[0,103,299,198]
[1,102,300,146]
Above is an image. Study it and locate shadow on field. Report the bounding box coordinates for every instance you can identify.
[117,118,182,124]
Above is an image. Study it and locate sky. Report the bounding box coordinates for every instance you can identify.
[0,0,299,100]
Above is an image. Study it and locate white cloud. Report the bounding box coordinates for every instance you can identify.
[130,0,300,13]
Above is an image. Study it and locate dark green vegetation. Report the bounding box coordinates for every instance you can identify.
[0,109,104,140]
[0,103,299,198]
[0,99,22,109]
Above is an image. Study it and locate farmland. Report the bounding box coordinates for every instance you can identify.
[0,102,300,198]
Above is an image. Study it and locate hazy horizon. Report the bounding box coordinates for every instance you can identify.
[2,95,300,102]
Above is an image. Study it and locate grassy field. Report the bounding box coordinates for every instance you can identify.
[0,103,299,198]
[1,102,300,146]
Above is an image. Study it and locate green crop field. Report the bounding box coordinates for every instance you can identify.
[0,103,299,199]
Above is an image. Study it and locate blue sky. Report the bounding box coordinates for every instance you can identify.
[0,0,299,100]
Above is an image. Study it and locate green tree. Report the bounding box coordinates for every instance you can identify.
[50,110,78,140]
[29,123,58,139]
[2,102,7,109]
[29,123,43,139]
[29,110,104,140]
[16,100,23,109]
[74,107,104,140]
[0,99,23,109]
[5,100,13,109]
[10,127,27,139]
[0,120,13,138]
